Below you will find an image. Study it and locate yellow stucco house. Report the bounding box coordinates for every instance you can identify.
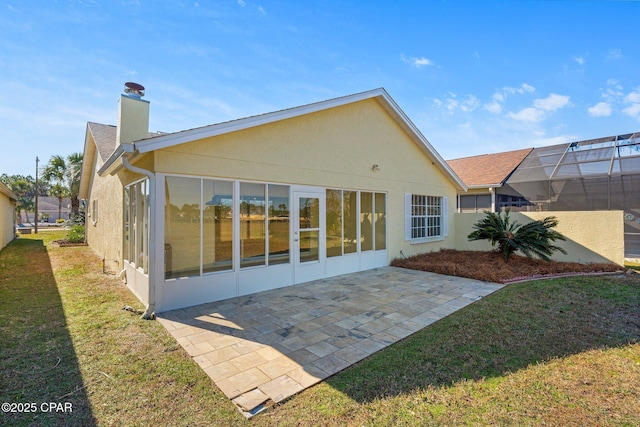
[79,85,467,318]
[0,181,17,250]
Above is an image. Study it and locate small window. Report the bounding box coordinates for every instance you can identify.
[405,194,447,243]
[92,199,98,225]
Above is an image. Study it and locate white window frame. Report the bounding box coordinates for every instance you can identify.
[404,193,448,243]
[91,199,98,226]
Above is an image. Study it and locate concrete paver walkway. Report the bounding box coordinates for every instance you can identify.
[157,267,502,417]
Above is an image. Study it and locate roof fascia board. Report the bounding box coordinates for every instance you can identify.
[97,144,127,177]
[466,184,503,190]
[97,88,467,191]
[375,90,467,191]
[79,124,97,199]
[0,182,17,201]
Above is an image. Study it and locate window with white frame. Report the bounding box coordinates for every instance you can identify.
[91,199,98,225]
[405,194,447,242]
[123,179,150,274]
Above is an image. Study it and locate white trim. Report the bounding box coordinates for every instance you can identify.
[98,89,467,190]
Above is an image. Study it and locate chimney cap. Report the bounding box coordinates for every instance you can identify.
[124,82,145,97]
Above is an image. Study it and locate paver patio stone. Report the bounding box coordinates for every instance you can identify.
[259,374,304,403]
[227,367,271,395]
[232,388,269,412]
[158,266,502,418]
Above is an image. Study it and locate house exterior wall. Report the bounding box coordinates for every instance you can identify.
[455,211,624,265]
[0,192,15,250]
[85,148,146,275]
[151,98,458,262]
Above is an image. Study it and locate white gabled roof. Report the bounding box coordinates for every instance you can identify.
[98,88,466,190]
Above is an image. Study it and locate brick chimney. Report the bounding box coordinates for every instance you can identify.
[116,82,150,146]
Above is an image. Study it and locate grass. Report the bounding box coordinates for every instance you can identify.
[392,248,623,283]
[0,232,638,425]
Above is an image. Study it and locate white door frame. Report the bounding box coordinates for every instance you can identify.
[292,186,326,284]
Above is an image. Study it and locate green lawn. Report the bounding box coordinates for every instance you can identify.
[1,231,639,426]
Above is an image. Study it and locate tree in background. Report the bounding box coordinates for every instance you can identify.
[42,153,83,221]
[67,152,83,217]
[0,174,36,224]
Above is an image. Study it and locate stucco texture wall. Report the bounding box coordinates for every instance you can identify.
[455,211,625,265]
[148,97,458,262]
[85,151,146,271]
[0,193,15,250]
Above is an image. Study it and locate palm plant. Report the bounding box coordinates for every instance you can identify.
[67,152,83,217]
[42,153,83,220]
[468,209,567,261]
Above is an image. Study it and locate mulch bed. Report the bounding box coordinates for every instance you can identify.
[391,249,625,283]
[52,240,88,247]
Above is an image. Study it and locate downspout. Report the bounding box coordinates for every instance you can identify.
[121,156,156,320]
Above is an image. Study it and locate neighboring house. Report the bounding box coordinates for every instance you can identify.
[447,148,532,212]
[24,196,72,223]
[449,133,640,259]
[0,181,17,250]
[79,85,466,317]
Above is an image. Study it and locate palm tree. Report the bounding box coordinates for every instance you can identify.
[42,155,68,221]
[67,152,83,216]
[42,153,83,220]
[11,178,35,224]
[468,209,567,261]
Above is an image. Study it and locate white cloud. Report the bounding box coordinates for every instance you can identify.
[624,91,640,104]
[237,0,246,6]
[508,107,545,122]
[484,101,502,114]
[483,83,534,114]
[434,93,479,114]
[606,48,622,60]
[401,54,433,68]
[573,56,585,65]
[588,102,612,117]
[460,95,480,112]
[533,93,570,111]
[258,6,266,14]
[622,104,640,120]
[622,103,640,119]
[504,83,535,95]
[622,89,640,119]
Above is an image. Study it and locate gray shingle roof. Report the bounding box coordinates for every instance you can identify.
[87,122,117,162]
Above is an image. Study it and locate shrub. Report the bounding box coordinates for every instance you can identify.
[468,209,567,262]
[67,225,85,243]
[56,218,65,224]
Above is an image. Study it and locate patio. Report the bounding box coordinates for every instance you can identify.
[156,266,502,417]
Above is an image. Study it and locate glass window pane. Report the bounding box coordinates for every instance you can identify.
[299,197,319,229]
[136,181,144,269]
[203,179,233,273]
[343,191,357,254]
[141,180,149,274]
[374,193,386,250]
[300,230,319,262]
[129,186,136,264]
[123,186,130,262]
[476,195,491,210]
[326,189,343,257]
[240,183,266,268]
[165,176,201,279]
[460,195,476,213]
[360,192,373,251]
[268,184,290,265]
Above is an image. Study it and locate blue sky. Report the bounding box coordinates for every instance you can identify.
[2,0,639,178]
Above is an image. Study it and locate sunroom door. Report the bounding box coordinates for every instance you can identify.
[293,189,325,284]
